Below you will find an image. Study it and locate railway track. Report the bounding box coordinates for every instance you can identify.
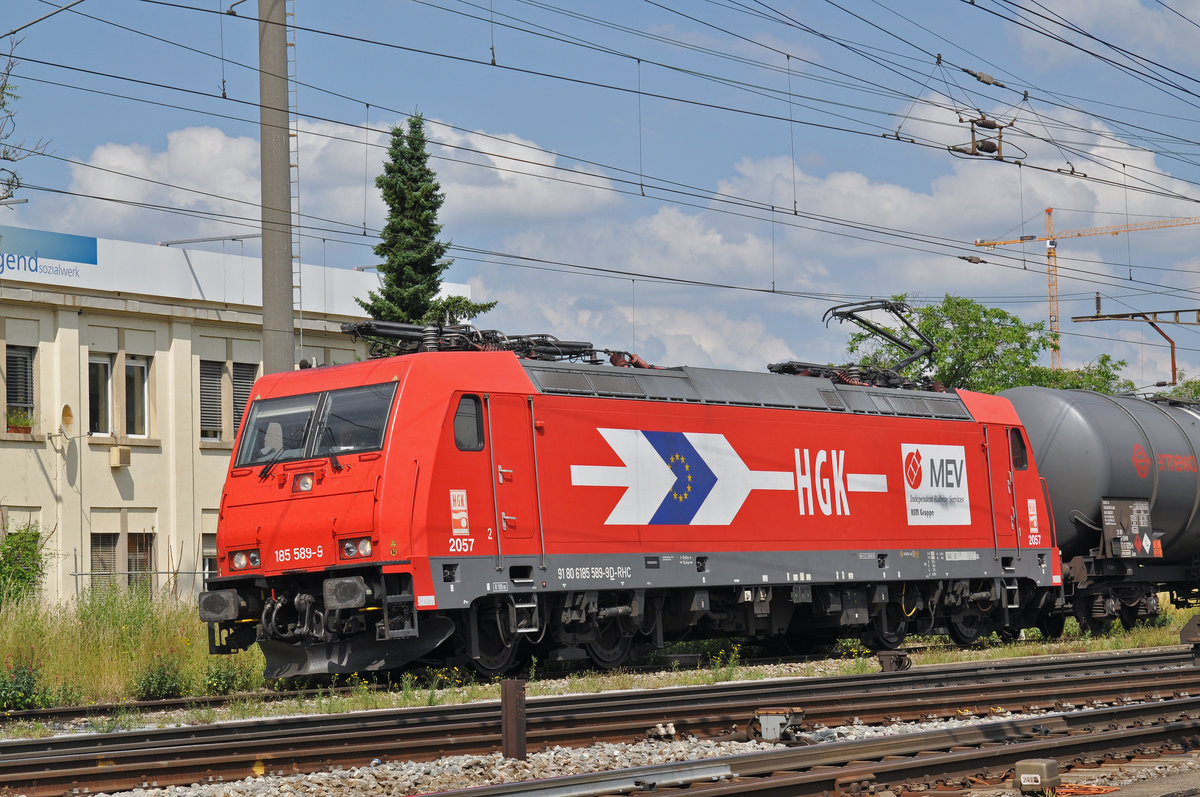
[433,700,1200,797]
[4,646,1197,795]
[3,643,1188,726]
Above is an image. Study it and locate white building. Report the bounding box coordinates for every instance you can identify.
[0,224,416,602]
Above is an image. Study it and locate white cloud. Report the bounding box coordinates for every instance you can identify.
[27,112,1200,379]
[43,127,260,243]
[1010,0,1200,69]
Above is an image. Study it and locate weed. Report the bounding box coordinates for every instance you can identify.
[3,720,52,739]
[202,657,243,695]
[183,705,219,725]
[0,521,52,607]
[222,698,261,720]
[400,671,415,700]
[86,708,140,734]
[133,652,190,700]
[0,654,50,710]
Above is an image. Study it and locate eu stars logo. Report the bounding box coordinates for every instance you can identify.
[643,432,716,525]
[669,453,692,503]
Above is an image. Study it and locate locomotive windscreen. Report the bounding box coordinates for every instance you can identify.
[233,382,398,468]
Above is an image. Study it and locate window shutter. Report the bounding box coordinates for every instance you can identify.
[5,346,33,410]
[199,360,223,437]
[232,362,256,435]
[90,533,118,589]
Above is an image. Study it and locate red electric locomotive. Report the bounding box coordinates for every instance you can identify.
[200,303,1077,678]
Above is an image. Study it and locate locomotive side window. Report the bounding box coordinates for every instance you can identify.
[454,395,484,451]
[1009,427,1029,471]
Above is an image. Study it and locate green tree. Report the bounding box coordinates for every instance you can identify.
[846,295,1130,394]
[1,44,44,203]
[357,114,495,325]
[1158,371,1200,401]
[1026,354,1133,394]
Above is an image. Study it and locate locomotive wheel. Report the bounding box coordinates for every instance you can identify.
[584,617,634,670]
[946,610,986,647]
[861,603,908,651]
[470,604,521,677]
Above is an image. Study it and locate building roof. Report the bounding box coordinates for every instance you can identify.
[0,225,469,318]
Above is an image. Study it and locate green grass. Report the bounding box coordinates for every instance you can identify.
[0,586,263,705]
[0,587,1193,726]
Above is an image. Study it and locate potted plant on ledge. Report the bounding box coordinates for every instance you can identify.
[6,407,33,434]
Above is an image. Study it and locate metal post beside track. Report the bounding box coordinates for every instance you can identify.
[501,679,527,760]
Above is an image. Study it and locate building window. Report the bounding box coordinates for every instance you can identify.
[199,360,223,439]
[200,358,259,441]
[202,533,218,581]
[91,533,118,590]
[5,345,34,429]
[125,355,149,437]
[128,532,154,592]
[88,354,113,435]
[233,362,256,435]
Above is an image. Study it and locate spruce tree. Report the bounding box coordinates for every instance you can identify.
[357,114,495,324]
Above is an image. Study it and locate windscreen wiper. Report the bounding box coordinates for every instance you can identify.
[257,447,287,480]
[319,425,343,472]
[259,414,315,480]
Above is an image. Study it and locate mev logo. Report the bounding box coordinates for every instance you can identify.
[903,450,923,490]
[900,443,971,526]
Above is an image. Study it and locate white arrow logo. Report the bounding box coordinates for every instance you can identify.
[570,428,793,526]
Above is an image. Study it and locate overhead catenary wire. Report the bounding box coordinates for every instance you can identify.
[32,0,1200,212]
[16,3,1200,249]
[18,0,1200,343]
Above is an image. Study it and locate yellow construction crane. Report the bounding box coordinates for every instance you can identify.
[974,208,1200,369]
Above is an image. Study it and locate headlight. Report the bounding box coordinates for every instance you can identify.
[231,549,260,570]
[340,537,373,559]
[292,473,315,493]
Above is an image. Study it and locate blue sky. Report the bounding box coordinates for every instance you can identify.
[7,1,1200,383]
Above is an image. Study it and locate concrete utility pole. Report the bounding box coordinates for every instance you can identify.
[259,0,295,374]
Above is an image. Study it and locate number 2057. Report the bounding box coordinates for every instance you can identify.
[449,537,474,553]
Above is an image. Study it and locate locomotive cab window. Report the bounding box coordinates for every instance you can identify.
[1009,427,1029,471]
[234,382,397,468]
[454,395,484,451]
[235,393,317,467]
[314,383,396,457]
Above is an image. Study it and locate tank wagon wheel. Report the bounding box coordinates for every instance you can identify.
[861,603,908,651]
[946,609,987,647]
[997,626,1022,643]
[1036,611,1066,640]
[1118,603,1142,632]
[1074,613,1112,638]
[584,616,635,670]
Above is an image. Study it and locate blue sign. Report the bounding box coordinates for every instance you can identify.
[0,225,98,278]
